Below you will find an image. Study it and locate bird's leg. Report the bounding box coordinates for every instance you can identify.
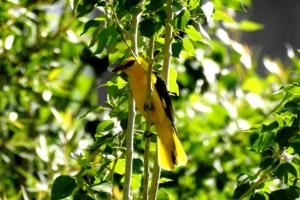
[144,102,153,138]
[144,130,152,138]
[144,102,154,112]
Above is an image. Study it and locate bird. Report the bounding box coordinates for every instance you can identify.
[112,56,187,170]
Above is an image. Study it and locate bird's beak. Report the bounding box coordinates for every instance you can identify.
[112,63,125,72]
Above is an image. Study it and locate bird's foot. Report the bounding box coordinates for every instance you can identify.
[144,131,152,138]
[144,103,153,112]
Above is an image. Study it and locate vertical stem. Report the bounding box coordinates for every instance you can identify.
[149,1,173,199]
[132,14,140,57]
[143,37,155,200]
[123,94,136,200]
[123,8,141,200]
[162,0,174,82]
[149,158,161,200]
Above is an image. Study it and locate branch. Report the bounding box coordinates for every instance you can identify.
[143,36,155,200]
[162,0,174,81]
[149,1,174,199]
[123,94,136,200]
[122,8,142,200]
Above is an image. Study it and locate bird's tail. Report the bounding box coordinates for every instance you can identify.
[156,124,187,170]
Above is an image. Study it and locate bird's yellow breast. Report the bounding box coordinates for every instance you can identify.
[129,74,168,126]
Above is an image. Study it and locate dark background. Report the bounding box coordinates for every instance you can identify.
[241,0,300,72]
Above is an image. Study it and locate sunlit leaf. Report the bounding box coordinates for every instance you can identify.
[242,77,264,94]
[176,9,190,30]
[112,159,126,175]
[168,66,179,96]
[131,174,142,190]
[182,38,195,54]
[213,10,235,23]
[185,25,202,41]
[239,20,263,31]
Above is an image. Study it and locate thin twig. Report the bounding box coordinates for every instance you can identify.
[111,10,138,60]
[143,37,155,200]
[149,0,174,199]
[162,0,174,82]
[149,158,161,200]
[122,6,142,200]
[123,94,136,200]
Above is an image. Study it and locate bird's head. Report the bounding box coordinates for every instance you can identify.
[112,56,148,74]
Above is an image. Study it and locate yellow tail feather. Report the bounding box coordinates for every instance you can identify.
[157,126,187,170]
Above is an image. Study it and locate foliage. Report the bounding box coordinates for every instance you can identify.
[1,0,300,199]
[0,0,98,199]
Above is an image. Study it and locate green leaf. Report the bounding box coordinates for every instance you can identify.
[116,77,127,89]
[260,156,276,170]
[112,159,126,175]
[274,163,298,184]
[176,9,190,30]
[291,141,300,155]
[76,0,98,17]
[172,40,183,58]
[213,10,234,23]
[252,131,275,152]
[185,25,202,41]
[159,177,174,183]
[188,0,200,11]
[132,158,143,174]
[275,127,297,148]
[242,77,264,93]
[90,181,112,194]
[96,120,114,134]
[182,38,195,54]
[81,20,101,35]
[90,134,114,148]
[95,25,116,54]
[140,18,159,37]
[146,0,165,11]
[51,175,77,200]
[158,188,175,200]
[239,20,263,32]
[269,189,289,200]
[73,192,94,200]
[236,173,250,185]
[131,174,142,190]
[233,183,251,199]
[250,193,266,200]
[79,106,104,118]
[286,186,300,199]
[168,66,179,96]
[283,98,300,112]
[262,121,279,132]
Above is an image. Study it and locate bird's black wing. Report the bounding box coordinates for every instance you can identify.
[153,72,175,124]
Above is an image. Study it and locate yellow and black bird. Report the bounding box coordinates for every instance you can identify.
[112,56,187,170]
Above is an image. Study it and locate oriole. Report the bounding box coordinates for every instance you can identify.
[112,57,187,170]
